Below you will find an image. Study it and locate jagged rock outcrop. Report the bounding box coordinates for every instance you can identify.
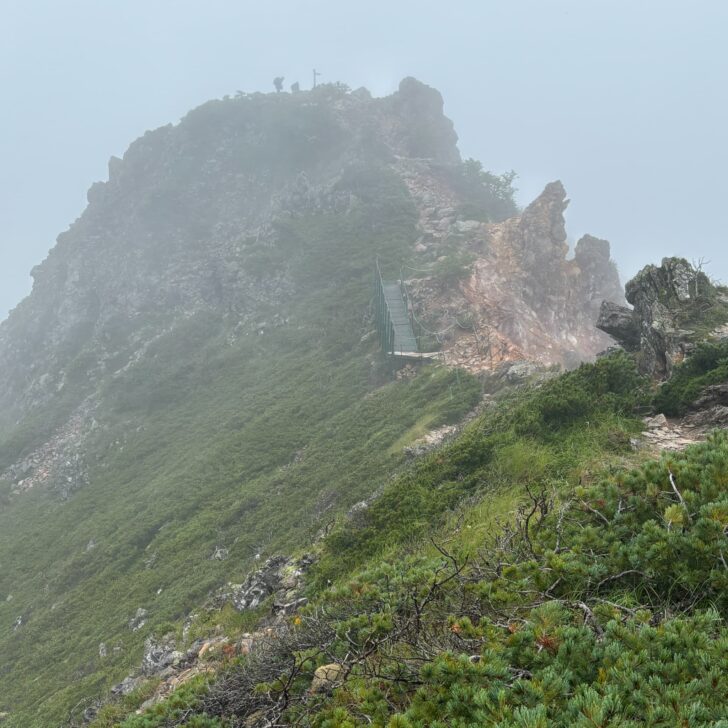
[214,555,315,614]
[402,180,625,371]
[624,257,700,377]
[512,180,570,280]
[140,635,185,677]
[597,257,727,377]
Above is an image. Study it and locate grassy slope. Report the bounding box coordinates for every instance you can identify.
[109,351,728,727]
[313,352,647,585]
[0,170,482,726]
[95,353,657,726]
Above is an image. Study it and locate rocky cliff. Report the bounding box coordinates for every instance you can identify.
[0,78,628,726]
[0,78,621,433]
[401,179,623,371]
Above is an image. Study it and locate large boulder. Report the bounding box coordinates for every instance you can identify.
[310,663,344,693]
[141,635,185,676]
[596,301,640,350]
[598,257,722,378]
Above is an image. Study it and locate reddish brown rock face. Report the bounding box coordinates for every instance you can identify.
[397,170,624,372]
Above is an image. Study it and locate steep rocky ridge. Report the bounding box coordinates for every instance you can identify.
[0,78,626,726]
[0,79,457,430]
[0,80,621,442]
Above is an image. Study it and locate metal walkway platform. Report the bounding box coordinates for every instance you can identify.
[381,282,418,353]
[374,259,437,358]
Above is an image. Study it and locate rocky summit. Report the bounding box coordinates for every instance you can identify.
[0,79,622,506]
[0,79,618,431]
[1,79,726,728]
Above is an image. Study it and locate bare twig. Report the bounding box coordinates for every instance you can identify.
[596,569,645,591]
[575,601,605,637]
[581,501,610,526]
[668,469,685,506]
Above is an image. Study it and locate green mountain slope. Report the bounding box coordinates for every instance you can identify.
[5,79,722,728]
[0,83,496,725]
[102,351,728,728]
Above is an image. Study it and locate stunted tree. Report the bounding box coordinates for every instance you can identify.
[273,76,284,93]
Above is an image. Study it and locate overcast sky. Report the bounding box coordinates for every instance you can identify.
[1,0,727,320]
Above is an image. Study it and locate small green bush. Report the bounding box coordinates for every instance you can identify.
[654,340,728,415]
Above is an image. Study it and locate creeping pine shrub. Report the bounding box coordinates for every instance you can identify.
[170,433,728,727]
[314,351,646,584]
[654,339,728,416]
[513,351,647,437]
[121,358,728,726]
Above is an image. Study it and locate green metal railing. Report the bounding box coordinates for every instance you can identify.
[374,258,396,355]
[374,258,453,356]
[375,258,431,355]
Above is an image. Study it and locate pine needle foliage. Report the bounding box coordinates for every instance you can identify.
[113,353,728,727]
[200,432,727,728]
[654,339,728,415]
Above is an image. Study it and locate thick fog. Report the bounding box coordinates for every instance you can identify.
[1,0,726,320]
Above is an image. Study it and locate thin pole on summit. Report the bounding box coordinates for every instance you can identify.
[313,69,322,88]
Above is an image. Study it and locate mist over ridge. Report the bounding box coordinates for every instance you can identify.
[1,4,728,726]
[2,0,727,319]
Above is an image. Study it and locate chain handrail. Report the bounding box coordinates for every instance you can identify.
[398,269,458,348]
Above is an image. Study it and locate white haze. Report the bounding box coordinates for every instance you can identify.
[1,0,726,319]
